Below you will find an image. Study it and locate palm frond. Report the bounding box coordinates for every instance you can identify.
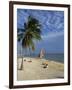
[17,33,23,42]
[17,15,42,52]
[17,28,25,33]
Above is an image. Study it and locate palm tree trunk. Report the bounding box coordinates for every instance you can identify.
[29,47,31,61]
[20,46,23,70]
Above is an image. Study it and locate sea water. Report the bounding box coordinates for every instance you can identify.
[44,54,64,63]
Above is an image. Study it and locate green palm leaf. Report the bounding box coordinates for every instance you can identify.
[17,15,42,53]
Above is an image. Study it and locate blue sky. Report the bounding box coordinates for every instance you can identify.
[17,9,64,54]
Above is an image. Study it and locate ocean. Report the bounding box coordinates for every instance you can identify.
[44,54,64,63]
[18,53,64,63]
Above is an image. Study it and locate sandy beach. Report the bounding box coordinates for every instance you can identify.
[17,57,64,80]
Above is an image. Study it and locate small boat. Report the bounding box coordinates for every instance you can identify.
[39,49,45,58]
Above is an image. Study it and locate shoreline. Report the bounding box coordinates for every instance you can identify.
[17,56,64,64]
[17,57,64,80]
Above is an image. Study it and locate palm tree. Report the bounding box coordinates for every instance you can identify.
[17,30,24,70]
[17,15,42,70]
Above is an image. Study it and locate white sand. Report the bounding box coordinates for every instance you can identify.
[17,57,64,80]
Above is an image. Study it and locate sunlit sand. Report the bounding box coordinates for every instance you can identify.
[17,57,64,80]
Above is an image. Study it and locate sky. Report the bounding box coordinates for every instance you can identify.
[17,9,64,54]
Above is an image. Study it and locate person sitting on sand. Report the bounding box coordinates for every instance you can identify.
[42,61,48,68]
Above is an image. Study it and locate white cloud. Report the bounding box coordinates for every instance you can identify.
[41,31,64,39]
